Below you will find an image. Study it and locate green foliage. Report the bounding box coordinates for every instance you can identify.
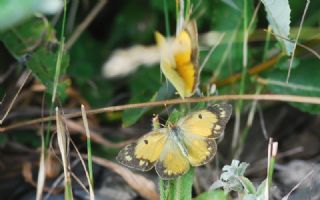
[195,190,228,200]
[0,17,70,99]
[160,168,194,200]
[261,0,294,55]
[122,67,176,127]
[267,59,320,114]
[211,160,268,200]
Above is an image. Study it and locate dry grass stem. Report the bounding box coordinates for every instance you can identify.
[0,70,31,124]
[65,0,108,50]
[2,94,320,132]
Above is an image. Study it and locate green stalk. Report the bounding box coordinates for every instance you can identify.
[65,179,73,200]
[163,0,170,37]
[160,168,194,200]
[232,0,249,153]
[81,105,95,199]
[87,135,93,185]
[185,0,191,20]
[240,84,263,146]
[268,156,276,187]
[52,0,67,103]
[263,25,272,61]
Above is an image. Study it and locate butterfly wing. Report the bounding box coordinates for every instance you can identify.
[155,31,189,98]
[178,104,232,138]
[155,136,190,179]
[178,104,232,166]
[155,21,198,98]
[183,133,217,166]
[116,128,168,171]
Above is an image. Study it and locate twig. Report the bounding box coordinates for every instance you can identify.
[286,0,310,83]
[212,53,282,87]
[2,94,320,132]
[266,30,320,60]
[199,33,225,73]
[282,170,314,200]
[0,70,31,124]
[65,0,108,50]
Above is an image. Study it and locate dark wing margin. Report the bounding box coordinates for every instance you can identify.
[208,103,232,138]
[116,143,155,171]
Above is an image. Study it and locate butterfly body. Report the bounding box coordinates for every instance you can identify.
[117,104,232,179]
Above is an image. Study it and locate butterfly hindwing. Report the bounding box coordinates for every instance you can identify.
[207,104,233,138]
[116,129,168,171]
[155,137,190,179]
[177,104,232,166]
[183,134,217,166]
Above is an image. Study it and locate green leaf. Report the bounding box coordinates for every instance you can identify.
[0,17,56,57]
[122,66,176,127]
[0,17,70,99]
[261,0,294,55]
[0,0,63,32]
[256,180,266,196]
[238,176,256,194]
[26,47,70,95]
[267,59,320,114]
[194,190,228,200]
[211,160,250,194]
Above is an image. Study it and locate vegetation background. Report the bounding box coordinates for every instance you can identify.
[0,0,320,199]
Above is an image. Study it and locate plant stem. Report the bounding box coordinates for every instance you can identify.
[160,168,194,200]
[163,0,170,37]
[52,0,67,103]
[232,0,249,153]
[263,26,272,61]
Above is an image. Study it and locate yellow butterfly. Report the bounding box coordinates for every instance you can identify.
[116,104,232,179]
[155,21,199,99]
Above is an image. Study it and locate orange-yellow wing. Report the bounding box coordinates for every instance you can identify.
[116,128,168,171]
[183,133,217,166]
[178,104,232,138]
[155,21,198,98]
[178,104,232,166]
[155,137,190,179]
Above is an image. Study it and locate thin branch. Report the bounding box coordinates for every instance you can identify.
[199,33,225,73]
[0,70,31,124]
[286,0,310,83]
[65,0,108,50]
[2,94,320,132]
[266,30,320,60]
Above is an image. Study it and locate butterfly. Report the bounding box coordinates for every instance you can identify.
[155,21,199,99]
[116,104,232,179]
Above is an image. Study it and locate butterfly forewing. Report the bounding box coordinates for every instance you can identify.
[116,129,168,171]
[178,104,232,139]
